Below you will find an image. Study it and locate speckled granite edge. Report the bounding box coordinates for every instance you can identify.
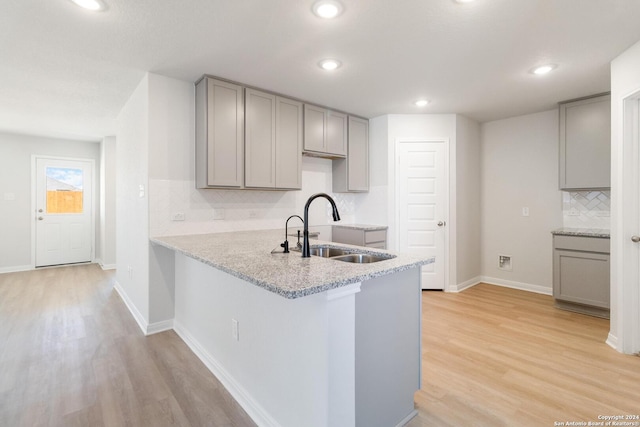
[551,228,610,238]
[150,230,432,300]
[332,224,388,231]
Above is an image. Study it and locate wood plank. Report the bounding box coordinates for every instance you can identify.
[0,265,256,427]
[409,284,640,427]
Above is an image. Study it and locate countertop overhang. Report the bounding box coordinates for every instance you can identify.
[150,229,432,299]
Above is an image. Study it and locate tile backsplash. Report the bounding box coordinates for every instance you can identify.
[562,190,610,229]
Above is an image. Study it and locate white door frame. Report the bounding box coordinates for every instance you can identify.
[615,91,640,354]
[31,155,96,268]
[392,138,450,291]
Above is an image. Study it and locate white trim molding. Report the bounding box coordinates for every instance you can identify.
[478,276,553,296]
[0,265,34,274]
[173,320,283,427]
[146,319,174,335]
[449,276,482,293]
[113,280,148,335]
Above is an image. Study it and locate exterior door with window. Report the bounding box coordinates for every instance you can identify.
[35,158,93,267]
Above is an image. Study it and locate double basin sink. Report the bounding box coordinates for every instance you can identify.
[307,245,396,264]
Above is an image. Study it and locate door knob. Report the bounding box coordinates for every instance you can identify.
[38,209,43,213]
[38,216,43,221]
[437,221,446,227]
[632,236,640,243]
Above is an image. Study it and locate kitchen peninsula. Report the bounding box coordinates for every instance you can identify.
[150,229,432,427]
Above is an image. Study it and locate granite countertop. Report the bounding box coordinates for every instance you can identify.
[332,224,388,231]
[151,229,432,299]
[551,228,610,238]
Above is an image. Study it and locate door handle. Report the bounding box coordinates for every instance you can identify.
[38,216,43,221]
[437,221,446,227]
[632,236,640,243]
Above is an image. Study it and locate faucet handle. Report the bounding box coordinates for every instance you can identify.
[280,240,290,253]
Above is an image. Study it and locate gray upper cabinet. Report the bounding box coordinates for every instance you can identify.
[196,77,244,188]
[559,93,611,190]
[333,116,369,192]
[245,88,302,190]
[245,89,276,189]
[303,104,347,158]
[275,97,303,190]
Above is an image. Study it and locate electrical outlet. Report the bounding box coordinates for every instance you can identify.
[232,319,239,341]
[171,212,185,221]
[522,207,529,217]
[249,210,258,218]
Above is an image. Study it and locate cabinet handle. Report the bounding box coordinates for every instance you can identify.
[632,236,640,243]
[437,221,446,227]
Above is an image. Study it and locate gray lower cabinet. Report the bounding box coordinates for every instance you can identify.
[559,93,611,190]
[552,235,610,318]
[333,116,369,193]
[245,89,302,190]
[196,77,244,188]
[332,226,387,249]
[303,104,347,158]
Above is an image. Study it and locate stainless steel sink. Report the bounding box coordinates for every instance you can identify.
[309,246,350,257]
[331,253,396,264]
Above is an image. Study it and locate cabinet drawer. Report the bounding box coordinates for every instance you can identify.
[553,235,609,253]
[364,230,386,244]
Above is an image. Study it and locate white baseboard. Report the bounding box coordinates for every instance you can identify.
[478,276,552,296]
[0,264,33,274]
[173,320,282,427]
[113,280,148,335]
[606,332,618,351]
[449,276,482,293]
[147,319,174,335]
[396,409,418,426]
[99,263,116,270]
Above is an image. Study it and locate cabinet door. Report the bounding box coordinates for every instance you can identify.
[245,89,276,188]
[553,249,610,308]
[327,111,347,156]
[347,116,369,191]
[202,78,244,187]
[275,97,303,190]
[304,104,326,152]
[559,94,611,190]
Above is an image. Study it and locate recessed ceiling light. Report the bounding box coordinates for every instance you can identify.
[69,0,106,11]
[415,100,430,107]
[454,0,477,3]
[318,59,342,71]
[312,0,344,19]
[531,64,557,75]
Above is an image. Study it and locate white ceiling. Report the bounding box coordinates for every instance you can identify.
[2,0,640,142]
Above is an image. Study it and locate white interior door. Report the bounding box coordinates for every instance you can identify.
[35,158,93,267]
[397,141,447,290]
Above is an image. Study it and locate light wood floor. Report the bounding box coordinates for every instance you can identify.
[408,284,640,427]
[0,264,255,427]
[3,267,639,426]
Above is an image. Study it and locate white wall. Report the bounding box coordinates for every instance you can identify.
[610,38,640,353]
[480,110,563,294]
[99,136,116,268]
[455,115,482,287]
[0,132,100,272]
[115,74,150,327]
